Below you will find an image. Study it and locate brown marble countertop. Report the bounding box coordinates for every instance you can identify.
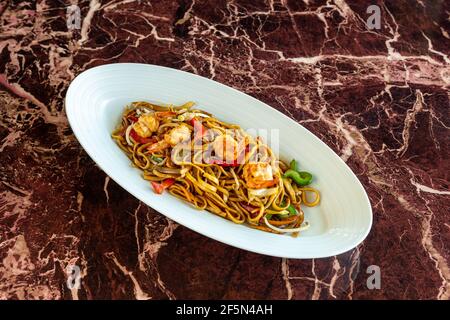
[0,0,449,300]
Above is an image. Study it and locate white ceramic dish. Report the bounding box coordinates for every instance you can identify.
[65,63,372,259]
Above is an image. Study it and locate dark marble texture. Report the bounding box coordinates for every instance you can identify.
[0,0,449,300]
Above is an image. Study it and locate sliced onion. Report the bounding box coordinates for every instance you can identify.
[154,166,189,177]
[263,217,310,233]
[125,125,133,146]
[241,203,258,213]
[248,187,278,198]
[154,167,182,174]
[195,112,210,118]
[183,112,210,121]
[265,209,289,215]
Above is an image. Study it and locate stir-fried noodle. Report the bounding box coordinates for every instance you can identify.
[112,101,320,235]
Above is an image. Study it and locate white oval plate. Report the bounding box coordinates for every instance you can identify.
[65,63,372,259]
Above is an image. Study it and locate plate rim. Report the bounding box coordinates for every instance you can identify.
[65,62,373,259]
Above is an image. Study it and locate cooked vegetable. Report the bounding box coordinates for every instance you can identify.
[287,204,297,216]
[151,178,175,194]
[150,155,164,163]
[129,128,157,144]
[283,169,313,186]
[290,159,299,171]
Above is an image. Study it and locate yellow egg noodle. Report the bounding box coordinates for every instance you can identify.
[112,101,320,236]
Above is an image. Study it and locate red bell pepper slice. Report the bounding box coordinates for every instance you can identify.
[129,128,156,144]
[151,178,175,194]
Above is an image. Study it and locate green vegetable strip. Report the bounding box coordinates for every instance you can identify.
[283,169,313,186]
[287,204,297,216]
[290,159,299,171]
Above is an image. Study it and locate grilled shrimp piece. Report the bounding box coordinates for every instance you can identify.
[164,124,192,146]
[146,124,191,154]
[133,114,160,137]
[146,140,170,153]
[243,162,278,189]
[212,134,238,162]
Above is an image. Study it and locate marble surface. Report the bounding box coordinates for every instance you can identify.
[0,0,449,300]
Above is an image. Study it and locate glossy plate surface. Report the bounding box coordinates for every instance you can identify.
[65,63,372,258]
